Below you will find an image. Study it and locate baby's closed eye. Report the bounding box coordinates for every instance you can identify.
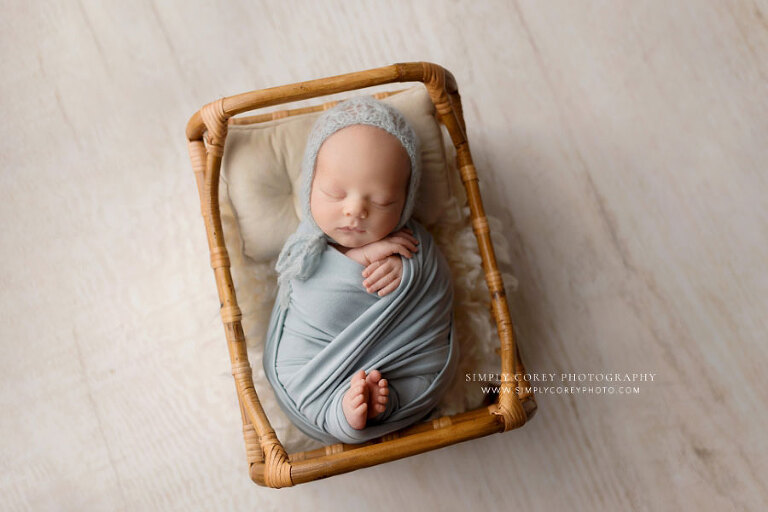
[320,187,345,199]
[321,187,395,207]
[372,198,397,208]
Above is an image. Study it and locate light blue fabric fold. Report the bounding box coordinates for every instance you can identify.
[263,219,459,444]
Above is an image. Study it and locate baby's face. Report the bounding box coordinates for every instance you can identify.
[310,124,410,248]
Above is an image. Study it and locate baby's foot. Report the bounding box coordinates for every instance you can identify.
[365,369,390,419]
[342,369,369,430]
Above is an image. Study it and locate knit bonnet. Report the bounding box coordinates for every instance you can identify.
[275,95,421,308]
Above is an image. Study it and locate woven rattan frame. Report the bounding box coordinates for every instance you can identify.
[185,62,537,488]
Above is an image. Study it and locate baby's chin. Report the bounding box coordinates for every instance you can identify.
[326,229,378,248]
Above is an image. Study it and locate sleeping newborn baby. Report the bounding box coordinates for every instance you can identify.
[263,96,458,445]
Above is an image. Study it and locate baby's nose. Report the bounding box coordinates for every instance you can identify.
[344,198,368,219]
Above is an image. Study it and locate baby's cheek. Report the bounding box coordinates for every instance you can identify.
[310,197,333,226]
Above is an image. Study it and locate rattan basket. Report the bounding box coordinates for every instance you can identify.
[185,62,537,488]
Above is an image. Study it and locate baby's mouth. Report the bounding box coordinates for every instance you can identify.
[339,226,365,233]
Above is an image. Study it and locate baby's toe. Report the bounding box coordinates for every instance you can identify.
[366,369,382,384]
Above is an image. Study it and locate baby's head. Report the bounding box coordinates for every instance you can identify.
[299,96,420,248]
[311,124,410,248]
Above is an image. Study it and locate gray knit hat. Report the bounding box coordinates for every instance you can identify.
[275,95,421,308]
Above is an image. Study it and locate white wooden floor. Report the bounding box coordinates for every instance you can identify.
[2,1,767,510]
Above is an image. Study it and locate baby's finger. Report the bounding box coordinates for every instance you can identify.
[393,229,419,246]
[388,236,418,253]
[397,245,416,258]
[395,245,414,259]
[368,271,398,295]
[378,277,401,296]
[385,241,413,258]
[362,259,383,278]
[363,262,392,289]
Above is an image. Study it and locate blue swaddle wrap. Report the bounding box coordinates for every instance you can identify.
[263,218,459,444]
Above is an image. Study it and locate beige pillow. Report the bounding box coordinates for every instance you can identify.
[220,85,459,264]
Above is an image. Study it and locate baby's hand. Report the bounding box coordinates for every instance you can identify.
[348,228,419,266]
[362,254,404,296]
